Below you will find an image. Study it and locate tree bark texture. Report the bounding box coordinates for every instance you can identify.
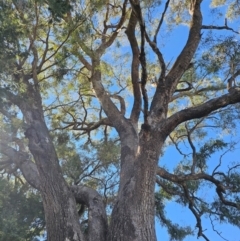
[25,116,84,241]
[108,128,164,241]
[10,82,85,240]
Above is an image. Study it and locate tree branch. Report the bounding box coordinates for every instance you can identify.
[125,11,141,125]
[91,58,136,138]
[202,18,239,34]
[64,118,112,133]
[0,87,24,109]
[129,0,150,124]
[96,0,128,55]
[174,81,193,92]
[165,90,240,138]
[71,185,107,241]
[167,0,202,91]
[145,0,170,81]
[110,94,126,115]
[156,167,239,209]
[182,184,210,241]
[153,0,170,43]
[0,142,40,189]
[149,0,203,125]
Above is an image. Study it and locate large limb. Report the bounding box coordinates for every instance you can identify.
[89,1,134,136]
[125,11,141,125]
[90,58,136,136]
[0,91,38,190]
[71,185,107,241]
[166,0,202,92]
[157,167,227,192]
[150,0,203,121]
[165,90,240,137]
[89,2,137,135]
[1,105,85,241]
[1,66,85,241]
[129,0,149,125]
[89,45,140,224]
[90,57,139,199]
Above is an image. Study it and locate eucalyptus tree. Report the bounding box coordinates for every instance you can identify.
[1,0,240,241]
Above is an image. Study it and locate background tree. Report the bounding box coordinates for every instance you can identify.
[0,178,45,241]
[0,0,240,241]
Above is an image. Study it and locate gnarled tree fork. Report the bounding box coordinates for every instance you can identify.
[1,0,240,241]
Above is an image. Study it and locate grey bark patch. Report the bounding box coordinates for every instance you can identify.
[124,218,136,239]
[67,228,75,241]
[109,212,137,241]
[121,145,134,164]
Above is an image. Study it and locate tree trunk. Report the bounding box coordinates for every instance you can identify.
[108,128,164,241]
[40,173,83,241]
[21,102,84,240]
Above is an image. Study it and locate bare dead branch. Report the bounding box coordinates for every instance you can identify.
[202,18,239,34]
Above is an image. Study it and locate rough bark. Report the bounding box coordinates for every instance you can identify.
[71,185,108,241]
[24,110,84,241]
[2,78,85,240]
[108,129,163,241]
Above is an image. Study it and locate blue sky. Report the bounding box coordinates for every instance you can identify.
[156,142,240,241]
